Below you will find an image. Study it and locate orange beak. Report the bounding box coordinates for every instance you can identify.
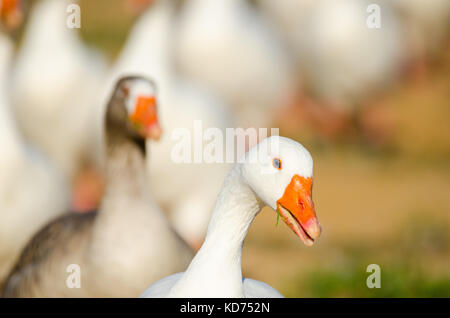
[126,0,153,13]
[276,175,321,246]
[0,0,23,31]
[129,95,162,140]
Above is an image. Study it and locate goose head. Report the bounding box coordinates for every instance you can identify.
[241,136,321,246]
[0,0,23,32]
[108,76,162,141]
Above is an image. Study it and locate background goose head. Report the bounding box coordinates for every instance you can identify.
[241,136,321,246]
[106,76,162,142]
[0,0,23,32]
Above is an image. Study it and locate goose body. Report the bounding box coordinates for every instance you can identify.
[393,0,450,58]
[11,0,107,179]
[299,0,406,107]
[141,136,321,298]
[1,77,192,297]
[103,0,233,247]
[0,32,68,286]
[259,0,405,108]
[141,272,282,298]
[255,0,316,63]
[175,0,296,127]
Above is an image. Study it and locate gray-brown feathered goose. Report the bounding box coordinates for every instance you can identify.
[1,76,193,297]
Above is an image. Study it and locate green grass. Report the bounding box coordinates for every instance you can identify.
[282,215,450,297]
[284,261,450,298]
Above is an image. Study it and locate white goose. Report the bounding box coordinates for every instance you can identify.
[175,0,296,128]
[295,0,406,107]
[2,76,193,297]
[141,136,321,297]
[11,0,107,182]
[103,0,233,248]
[0,2,68,285]
[256,0,406,141]
[255,0,316,63]
[392,0,450,62]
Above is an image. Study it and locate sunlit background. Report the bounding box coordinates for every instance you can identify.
[4,0,450,297]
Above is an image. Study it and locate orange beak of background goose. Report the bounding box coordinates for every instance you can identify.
[0,0,23,31]
[127,0,154,13]
[276,175,321,246]
[129,95,162,140]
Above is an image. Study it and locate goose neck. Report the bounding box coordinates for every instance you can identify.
[103,99,148,200]
[203,165,262,252]
[116,0,174,89]
[0,34,22,159]
[168,164,263,297]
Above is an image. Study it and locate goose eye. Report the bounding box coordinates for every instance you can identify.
[122,85,130,97]
[272,158,282,170]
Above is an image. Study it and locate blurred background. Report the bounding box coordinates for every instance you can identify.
[5,0,450,297]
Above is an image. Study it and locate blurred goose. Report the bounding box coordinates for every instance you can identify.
[103,0,233,248]
[260,0,406,141]
[255,0,315,65]
[392,0,450,72]
[141,136,321,297]
[0,2,68,286]
[11,0,107,196]
[299,0,405,106]
[1,77,193,297]
[258,0,406,99]
[175,0,297,128]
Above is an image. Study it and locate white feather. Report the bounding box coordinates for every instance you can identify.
[11,0,107,179]
[0,33,69,283]
[176,0,296,127]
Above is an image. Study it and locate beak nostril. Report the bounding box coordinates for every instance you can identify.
[299,201,305,211]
